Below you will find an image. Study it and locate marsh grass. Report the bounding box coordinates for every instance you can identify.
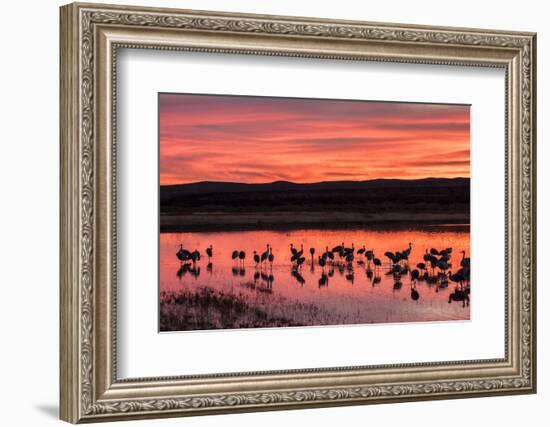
[160,286,352,331]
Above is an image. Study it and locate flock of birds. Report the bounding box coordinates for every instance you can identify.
[175,241,471,305]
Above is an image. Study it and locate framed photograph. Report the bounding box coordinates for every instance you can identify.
[60,2,537,423]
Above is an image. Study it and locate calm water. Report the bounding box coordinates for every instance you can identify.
[160,227,470,331]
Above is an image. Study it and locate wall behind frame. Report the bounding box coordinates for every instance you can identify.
[0,0,545,426]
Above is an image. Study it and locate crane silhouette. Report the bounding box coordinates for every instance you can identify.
[238,250,246,266]
[261,244,270,264]
[268,247,274,266]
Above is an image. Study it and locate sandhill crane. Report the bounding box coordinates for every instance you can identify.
[231,250,239,264]
[440,247,453,258]
[451,266,470,287]
[373,257,382,272]
[439,252,451,264]
[190,250,200,266]
[253,251,260,266]
[205,244,213,261]
[385,251,399,265]
[391,264,403,276]
[309,247,315,262]
[437,259,450,274]
[423,249,431,262]
[460,250,470,268]
[268,247,274,266]
[410,269,420,283]
[238,250,246,266]
[176,245,191,262]
[365,249,374,268]
[449,271,464,287]
[323,246,334,262]
[438,272,449,289]
[332,243,344,253]
[261,244,270,264]
[403,242,413,257]
[291,245,304,264]
[290,243,297,256]
[344,243,355,255]
[176,250,188,262]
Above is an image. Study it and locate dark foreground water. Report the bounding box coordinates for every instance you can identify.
[160,227,470,331]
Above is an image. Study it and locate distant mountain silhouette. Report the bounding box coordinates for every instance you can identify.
[160,177,470,231]
[161,177,469,197]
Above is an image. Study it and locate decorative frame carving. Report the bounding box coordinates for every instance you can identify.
[60,2,536,423]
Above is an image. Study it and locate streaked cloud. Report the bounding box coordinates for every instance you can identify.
[159,93,470,185]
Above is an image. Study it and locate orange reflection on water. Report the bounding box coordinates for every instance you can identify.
[160,227,470,331]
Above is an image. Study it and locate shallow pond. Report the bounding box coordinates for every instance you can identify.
[160,227,470,331]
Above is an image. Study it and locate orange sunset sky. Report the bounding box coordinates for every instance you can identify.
[159,93,470,185]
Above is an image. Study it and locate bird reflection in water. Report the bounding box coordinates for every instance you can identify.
[176,263,200,280]
[252,270,274,293]
[291,268,306,286]
[345,268,355,285]
[232,265,246,276]
[410,283,420,301]
[448,285,470,307]
[392,270,403,290]
[318,273,329,288]
[262,271,274,292]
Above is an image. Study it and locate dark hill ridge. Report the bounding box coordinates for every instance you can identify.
[161,177,469,198]
[160,178,470,231]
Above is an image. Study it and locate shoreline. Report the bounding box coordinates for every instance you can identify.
[160,212,470,233]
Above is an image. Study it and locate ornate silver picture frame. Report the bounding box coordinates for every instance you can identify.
[60,2,536,423]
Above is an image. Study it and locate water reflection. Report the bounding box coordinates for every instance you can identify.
[176,263,200,280]
[291,269,306,286]
[448,287,470,307]
[161,227,470,331]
